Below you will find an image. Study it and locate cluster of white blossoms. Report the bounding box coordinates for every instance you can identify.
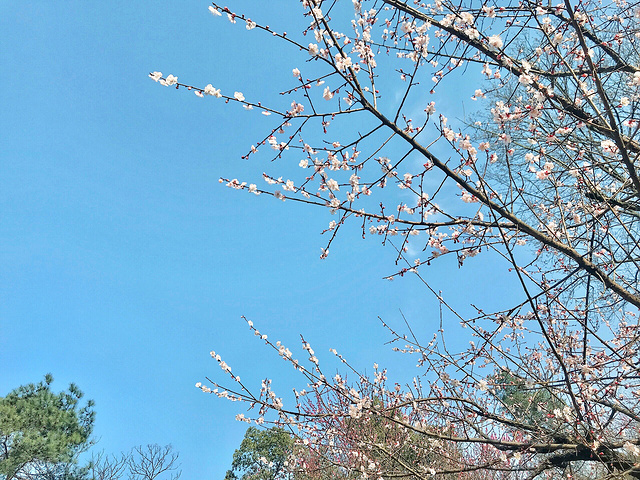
[210,350,232,374]
[148,71,178,87]
[204,84,222,97]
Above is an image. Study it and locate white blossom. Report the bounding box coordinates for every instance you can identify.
[488,35,503,49]
[204,84,222,97]
[326,179,340,191]
[162,74,178,86]
[623,441,640,456]
[425,101,436,114]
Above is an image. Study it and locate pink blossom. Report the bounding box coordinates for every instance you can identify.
[601,139,619,153]
[519,73,533,85]
[461,192,477,203]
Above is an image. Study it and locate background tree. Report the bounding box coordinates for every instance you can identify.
[227,427,293,480]
[155,0,640,477]
[127,445,180,480]
[0,375,95,480]
[88,452,127,480]
[493,371,565,427]
[89,445,180,480]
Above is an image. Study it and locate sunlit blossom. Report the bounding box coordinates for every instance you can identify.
[161,74,178,86]
[488,35,503,49]
[326,179,339,191]
[204,84,222,97]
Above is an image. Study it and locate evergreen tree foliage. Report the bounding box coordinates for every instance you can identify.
[229,427,293,480]
[0,375,95,480]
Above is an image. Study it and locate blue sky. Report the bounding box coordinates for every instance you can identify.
[0,2,521,479]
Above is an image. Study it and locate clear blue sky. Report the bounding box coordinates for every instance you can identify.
[1,2,518,479]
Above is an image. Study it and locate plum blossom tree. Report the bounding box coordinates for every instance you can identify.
[153,0,640,478]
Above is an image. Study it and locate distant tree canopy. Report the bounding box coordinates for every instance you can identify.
[227,427,294,480]
[0,375,95,480]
